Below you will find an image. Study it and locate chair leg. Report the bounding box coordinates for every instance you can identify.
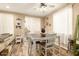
[28,41,32,56]
[45,49,47,56]
[52,49,54,55]
[28,43,30,55]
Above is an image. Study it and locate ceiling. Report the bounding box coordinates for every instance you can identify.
[0,3,68,17]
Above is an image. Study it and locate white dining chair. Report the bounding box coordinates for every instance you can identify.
[39,34,57,56]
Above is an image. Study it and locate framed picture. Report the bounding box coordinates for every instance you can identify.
[46,22,48,25]
[49,24,51,26]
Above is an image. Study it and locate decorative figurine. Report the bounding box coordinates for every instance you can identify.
[41,26,46,37]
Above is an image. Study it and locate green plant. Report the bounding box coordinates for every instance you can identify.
[73,15,79,56]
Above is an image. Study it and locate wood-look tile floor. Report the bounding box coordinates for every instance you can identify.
[11,39,29,56]
[10,37,72,56]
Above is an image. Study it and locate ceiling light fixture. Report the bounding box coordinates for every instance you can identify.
[39,3,55,12]
[33,3,55,14]
[6,6,10,8]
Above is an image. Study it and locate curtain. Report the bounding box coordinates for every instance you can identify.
[53,5,72,49]
[25,16,41,33]
[0,13,14,34]
[53,5,72,35]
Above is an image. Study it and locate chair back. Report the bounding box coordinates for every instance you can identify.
[46,34,57,48]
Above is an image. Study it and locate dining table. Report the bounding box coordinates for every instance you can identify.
[27,33,57,56]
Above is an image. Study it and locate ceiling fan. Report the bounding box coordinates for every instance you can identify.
[33,3,55,13]
[40,3,55,8]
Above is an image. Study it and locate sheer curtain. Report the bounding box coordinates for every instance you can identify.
[0,13,14,34]
[53,5,72,35]
[53,5,72,49]
[25,16,41,34]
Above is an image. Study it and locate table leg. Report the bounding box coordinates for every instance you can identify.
[32,41,36,56]
[27,39,29,55]
[45,40,47,56]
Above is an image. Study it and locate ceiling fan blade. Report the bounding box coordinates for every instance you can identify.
[45,3,55,7]
[48,5,55,7]
[40,3,47,8]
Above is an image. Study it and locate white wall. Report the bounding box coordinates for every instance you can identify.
[0,13,14,34]
[25,16,41,34]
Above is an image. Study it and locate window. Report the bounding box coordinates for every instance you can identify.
[53,5,72,35]
[53,5,72,48]
[25,16,41,33]
[0,13,14,34]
